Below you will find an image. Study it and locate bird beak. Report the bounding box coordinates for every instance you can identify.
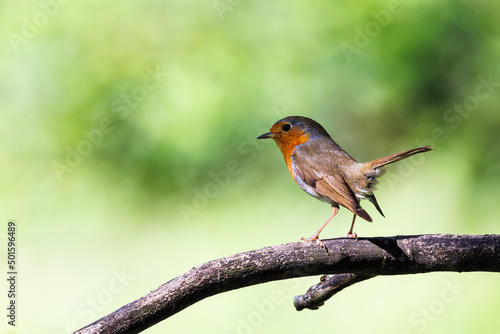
[257,132,274,139]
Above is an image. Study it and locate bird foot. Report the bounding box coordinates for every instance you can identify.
[346,232,358,240]
[300,235,326,249]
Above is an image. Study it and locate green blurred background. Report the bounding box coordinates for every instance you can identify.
[1,0,500,333]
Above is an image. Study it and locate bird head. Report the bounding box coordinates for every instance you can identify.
[257,116,329,157]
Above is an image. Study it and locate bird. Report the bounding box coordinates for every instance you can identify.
[257,116,433,248]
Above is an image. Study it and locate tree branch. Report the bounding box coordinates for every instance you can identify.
[293,273,375,310]
[74,234,500,334]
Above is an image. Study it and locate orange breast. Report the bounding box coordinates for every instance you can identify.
[274,130,310,181]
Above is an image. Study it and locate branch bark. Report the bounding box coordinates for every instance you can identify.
[293,273,375,310]
[74,234,500,334]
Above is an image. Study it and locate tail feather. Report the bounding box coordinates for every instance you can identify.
[367,194,384,217]
[353,146,433,221]
[354,206,373,222]
[368,146,434,169]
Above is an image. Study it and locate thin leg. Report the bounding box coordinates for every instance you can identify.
[301,206,339,248]
[347,214,357,239]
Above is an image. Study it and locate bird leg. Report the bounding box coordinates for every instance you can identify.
[347,214,357,239]
[301,206,339,248]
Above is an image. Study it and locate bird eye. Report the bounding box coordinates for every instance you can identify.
[282,124,291,132]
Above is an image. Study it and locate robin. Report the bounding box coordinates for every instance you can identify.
[258,116,433,248]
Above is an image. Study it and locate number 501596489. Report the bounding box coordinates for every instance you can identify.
[7,221,16,271]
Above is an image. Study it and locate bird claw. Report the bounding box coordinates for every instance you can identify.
[300,236,326,249]
[346,232,358,240]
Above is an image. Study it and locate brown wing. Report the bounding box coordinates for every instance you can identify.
[292,142,373,222]
[314,171,372,222]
